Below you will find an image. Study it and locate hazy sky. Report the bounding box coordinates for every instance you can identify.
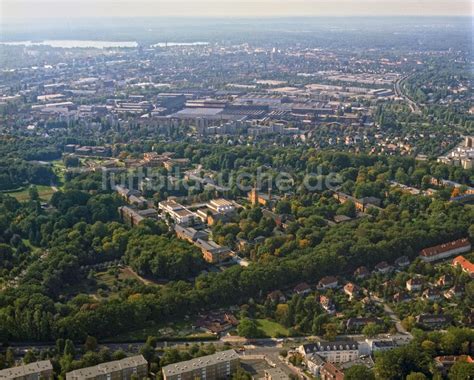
[1,0,472,20]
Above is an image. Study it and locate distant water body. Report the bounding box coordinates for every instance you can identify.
[0,40,138,48]
[0,40,209,48]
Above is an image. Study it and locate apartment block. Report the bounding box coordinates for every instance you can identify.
[0,360,53,380]
[162,350,239,380]
[298,341,360,363]
[66,355,147,380]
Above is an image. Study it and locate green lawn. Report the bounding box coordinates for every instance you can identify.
[256,319,289,338]
[5,185,56,202]
[107,320,216,342]
[51,160,66,187]
[62,266,161,301]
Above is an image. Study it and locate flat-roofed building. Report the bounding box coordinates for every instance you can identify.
[66,355,147,380]
[208,199,235,214]
[119,206,157,227]
[159,199,197,226]
[174,224,208,243]
[0,360,53,380]
[159,199,184,213]
[162,349,239,380]
[171,208,197,226]
[195,239,232,263]
[264,368,289,380]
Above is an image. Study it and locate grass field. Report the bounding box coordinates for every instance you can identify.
[5,185,56,202]
[65,266,160,301]
[108,320,216,342]
[95,267,140,286]
[256,319,289,337]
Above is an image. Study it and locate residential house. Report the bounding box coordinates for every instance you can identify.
[354,266,370,279]
[394,256,410,268]
[318,276,339,290]
[422,288,441,301]
[436,274,453,287]
[346,317,382,331]
[416,314,452,327]
[293,282,312,295]
[320,295,336,314]
[306,354,325,376]
[374,261,392,274]
[419,238,471,262]
[435,355,473,374]
[195,312,239,335]
[452,255,474,277]
[267,290,286,303]
[406,278,423,292]
[444,285,464,300]
[366,339,397,353]
[320,362,345,380]
[237,238,253,251]
[393,292,411,303]
[339,356,375,372]
[343,282,359,300]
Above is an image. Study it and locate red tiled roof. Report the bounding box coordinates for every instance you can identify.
[452,255,474,274]
[420,238,471,257]
[344,282,358,293]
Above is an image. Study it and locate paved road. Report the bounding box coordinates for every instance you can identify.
[394,75,422,114]
[370,293,412,339]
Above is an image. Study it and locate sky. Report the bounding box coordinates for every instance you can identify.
[0,0,472,20]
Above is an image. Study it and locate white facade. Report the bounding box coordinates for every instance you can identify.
[208,199,235,214]
[299,342,360,364]
[159,199,197,226]
[420,244,471,263]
